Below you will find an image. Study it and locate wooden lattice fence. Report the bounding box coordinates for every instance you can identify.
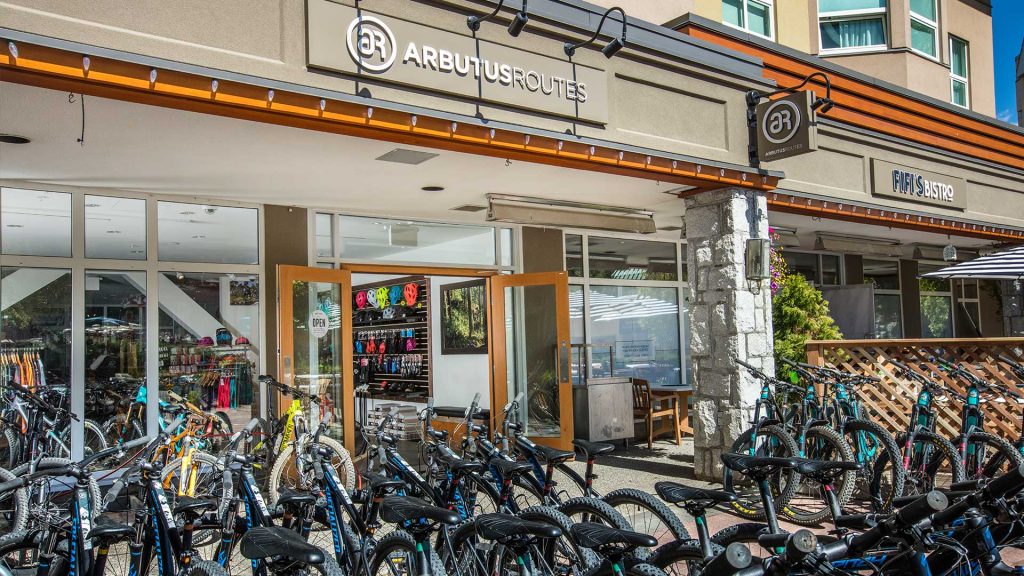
[805,339,1024,441]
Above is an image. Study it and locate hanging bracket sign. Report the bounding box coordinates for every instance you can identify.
[306,0,609,124]
[753,91,818,163]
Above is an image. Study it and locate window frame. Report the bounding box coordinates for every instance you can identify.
[781,249,845,287]
[908,0,939,60]
[862,257,903,339]
[949,35,970,108]
[918,261,955,338]
[723,0,776,41]
[818,5,890,55]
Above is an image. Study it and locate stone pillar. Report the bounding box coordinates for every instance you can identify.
[684,187,774,481]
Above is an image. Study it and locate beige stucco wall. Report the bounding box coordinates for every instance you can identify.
[945,0,995,116]
[587,0,697,26]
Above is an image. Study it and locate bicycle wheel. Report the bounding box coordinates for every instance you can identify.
[0,530,65,575]
[370,529,446,576]
[624,562,670,576]
[0,467,28,534]
[898,430,965,496]
[179,559,232,576]
[723,424,800,521]
[970,431,1024,480]
[783,426,855,526]
[549,462,589,500]
[443,519,491,576]
[0,427,19,468]
[510,474,545,511]
[603,488,690,548]
[647,539,721,576]
[83,419,109,459]
[841,418,904,514]
[12,458,101,529]
[459,473,502,518]
[161,452,233,547]
[268,436,355,506]
[517,505,599,574]
[558,496,632,533]
[710,522,778,560]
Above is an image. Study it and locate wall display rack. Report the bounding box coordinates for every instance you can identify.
[352,275,431,402]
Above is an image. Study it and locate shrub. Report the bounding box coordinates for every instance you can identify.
[772,272,842,375]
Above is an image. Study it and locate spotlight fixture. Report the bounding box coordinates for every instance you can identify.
[467,0,529,37]
[564,6,627,58]
[748,71,835,114]
[0,134,30,144]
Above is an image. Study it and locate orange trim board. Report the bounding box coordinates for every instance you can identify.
[0,40,776,193]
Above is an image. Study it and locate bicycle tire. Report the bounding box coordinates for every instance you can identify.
[179,559,232,576]
[710,521,783,560]
[0,427,17,469]
[517,505,600,572]
[511,473,546,511]
[969,431,1024,480]
[12,458,101,521]
[841,418,904,513]
[783,425,855,526]
[0,529,65,575]
[723,424,800,520]
[83,419,109,459]
[370,529,446,576]
[0,467,28,533]
[557,498,646,560]
[268,436,355,505]
[646,538,721,576]
[551,462,589,500]
[459,472,502,518]
[898,430,965,495]
[623,562,670,576]
[603,488,690,546]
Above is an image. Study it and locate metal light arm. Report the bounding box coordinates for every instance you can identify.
[467,0,507,32]
[747,72,834,112]
[564,6,627,57]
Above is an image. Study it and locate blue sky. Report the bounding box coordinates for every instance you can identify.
[993,0,1023,124]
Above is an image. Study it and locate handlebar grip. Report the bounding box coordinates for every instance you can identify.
[834,513,874,529]
[0,477,25,494]
[783,530,818,563]
[735,358,757,371]
[470,424,488,434]
[930,497,973,526]
[101,477,127,510]
[121,434,153,453]
[243,418,262,436]
[985,463,1024,499]
[889,359,910,371]
[703,543,752,576]
[896,491,948,525]
[950,478,986,492]
[427,429,447,440]
[757,533,790,549]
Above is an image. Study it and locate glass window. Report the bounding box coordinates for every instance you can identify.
[0,267,72,465]
[565,234,584,277]
[950,37,969,108]
[909,0,936,21]
[783,252,820,285]
[723,0,744,27]
[569,285,585,385]
[587,286,681,386]
[315,213,333,258]
[338,216,497,266]
[158,202,259,264]
[821,254,841,285]
[85,271,147,459]
[921,295,953,338]
[587,237,678,281]
[500,228,514,267]
[158,272,258,429]
[909,0,937,58]
[863,259,900,290]
[2,188,72,257]
[874,294,903,338]
[819,0,886,52]
[723,0,774,39]
[85,196,147,260]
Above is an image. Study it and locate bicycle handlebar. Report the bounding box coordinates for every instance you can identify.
[6,380,80,421]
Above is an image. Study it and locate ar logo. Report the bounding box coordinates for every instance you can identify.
[762,99,801,145]
[346,15,397,73]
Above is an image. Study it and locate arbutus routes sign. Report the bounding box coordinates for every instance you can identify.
[307,0,609,123]
[754,91,818,163]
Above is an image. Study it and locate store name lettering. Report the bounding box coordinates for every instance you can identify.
[891,169,956,204]
[400,43,588,103]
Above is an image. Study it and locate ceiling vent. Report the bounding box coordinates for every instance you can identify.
[451,204,487,213]
[375,148,439,165]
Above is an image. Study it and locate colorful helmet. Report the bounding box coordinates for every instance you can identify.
[382,306,396,320]
[389,285,403,307]
[403,283,419,306]
[235,336,250,345]
[215,328,232,346]
[197,336,215,347]
[366,289,379,309]
[355,291,367,309]
[375,287,390,308]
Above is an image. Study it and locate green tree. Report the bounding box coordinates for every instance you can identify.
[772,272,842,375]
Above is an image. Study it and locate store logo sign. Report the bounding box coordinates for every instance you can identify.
[308,0,609,123]
[754,91,817,162]
[871,159,967,210]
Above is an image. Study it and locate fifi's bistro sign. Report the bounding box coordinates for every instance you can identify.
[871,159,967,210]
[307,0,609,124]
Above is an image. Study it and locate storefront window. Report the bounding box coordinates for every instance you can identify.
[158,201,259,264]
[920,264,953,338]
[315,213,333,258]
[158,272,259,431]
[587,237,678,281]
[2,188,72,257]
[500,228,514,267]
[85,271,147,455]
[569,285,585,384]
[864,259,902,338]
[86,195,147,260]
[587,286,681,386]
[784,251,842,286]
[0,267,72,465]
[566,234,584,277]
[338,216,498,266]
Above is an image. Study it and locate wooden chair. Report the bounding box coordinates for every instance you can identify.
[632,379,681,449]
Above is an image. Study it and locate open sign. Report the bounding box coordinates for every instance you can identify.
[310,309,330,339]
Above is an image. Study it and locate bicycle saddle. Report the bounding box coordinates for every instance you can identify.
[87,515,134,542]
[720,453,799,478]
[791,458,862,484]
[533,444,576,464]
[474,513,562,541]
[276,487,317,508]
[362,472,406,492]
[570,522,657,549]
[655,481,736,506]
[573,439,614,459]
[239,526,324,565]
[490,458,533,478]
[435,450,483,475]
[380,496,460,526]
[172,495,218,518]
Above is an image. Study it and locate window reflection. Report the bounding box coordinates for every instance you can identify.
[86,196,147,260]
[1,188,72,257]
[158,202,259,264]
[587,237,678,281]
[587,286,681,386]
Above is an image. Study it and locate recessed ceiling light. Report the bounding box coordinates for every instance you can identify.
[0,134,30,144]
[191,235,206,239]
[5,224,23,228]
[421,186,445,192]
[130,250,144,254]
[85,203,100,208]
[106,230,121,234]
[180,211,196,215]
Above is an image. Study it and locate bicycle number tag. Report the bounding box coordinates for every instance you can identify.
[78,488,94,551]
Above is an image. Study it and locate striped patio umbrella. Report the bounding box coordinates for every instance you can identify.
[921,245,1024,279]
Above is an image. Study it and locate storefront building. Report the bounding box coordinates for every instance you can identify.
[1,0,1022,480]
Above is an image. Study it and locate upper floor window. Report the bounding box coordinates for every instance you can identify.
[950,36,970,108]
[909,0,938,59]
[818,0,888,54]
[723,0,775,40]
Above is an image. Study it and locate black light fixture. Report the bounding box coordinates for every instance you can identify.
[467,0,528,37]
[747,71,835,113]
[564,6,627,59]
[0,134,30,144]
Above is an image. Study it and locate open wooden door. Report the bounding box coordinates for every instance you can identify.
[277,265,355,455]
[490,271,573,450]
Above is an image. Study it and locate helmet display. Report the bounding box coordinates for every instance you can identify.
[388,285,403,307]
[355,291,367,309]
[375,287,390,308]
[366,288,379,309]
[403,283,419,306]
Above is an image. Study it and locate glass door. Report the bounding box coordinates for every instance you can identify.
[277,265,354,453]
[490,272,573,450]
